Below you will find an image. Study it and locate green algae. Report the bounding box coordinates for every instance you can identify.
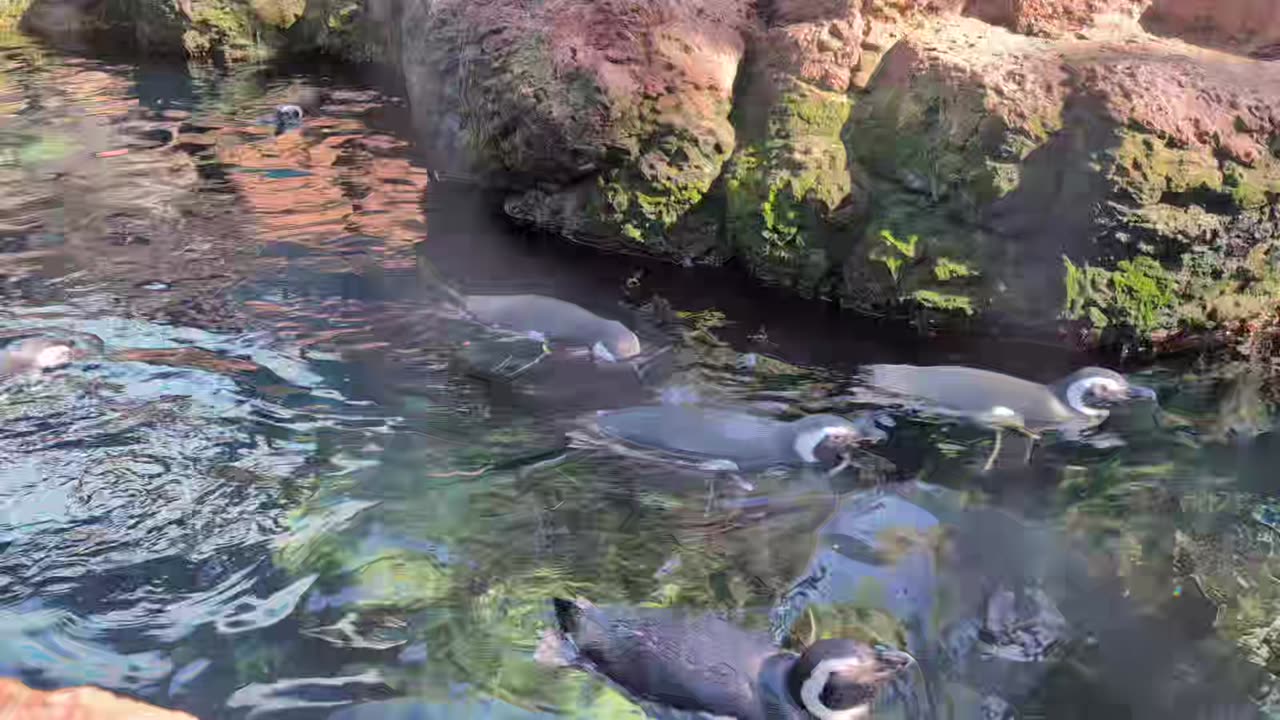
[857,227,983,319]
[722,79,854,288]
[1063,255,1178,335]
[933,256,978,281]
[1110,132,1223,206]
[0,0,31,31]
[597,120,727,247]
[849,77,1060,212]
[910,289,976,315]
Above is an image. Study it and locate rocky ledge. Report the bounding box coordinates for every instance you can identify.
[14,0,1280,352]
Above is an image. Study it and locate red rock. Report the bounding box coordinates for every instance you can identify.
[1143,0,1280,57]
[0,679,195,720]
[965,0,1150,35]
[765,0,865,91]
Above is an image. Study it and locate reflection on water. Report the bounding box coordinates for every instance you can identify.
[0,30,1279,720]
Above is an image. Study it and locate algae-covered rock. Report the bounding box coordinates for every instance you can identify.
[0,0,33,32]
[720,0,865,294]
[21,0,383,59]
[391,0,749,258]
[722,81,858,293]
[840,17,1280,342]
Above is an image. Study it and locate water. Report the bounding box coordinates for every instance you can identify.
[1,32,1279,719]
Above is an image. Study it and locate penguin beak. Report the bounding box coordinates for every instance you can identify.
[1126,385,1158,402]
[872,647,915,675]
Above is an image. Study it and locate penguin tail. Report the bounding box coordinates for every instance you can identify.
[415,254,467,309]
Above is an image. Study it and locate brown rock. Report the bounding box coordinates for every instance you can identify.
[1069,35,1280,165]
[765,0,864,91]
[1143,0,1280,58]
[395,0,751,246]
[0,679,195,720]
[964,0,1150,35]
[847,16,1280,330]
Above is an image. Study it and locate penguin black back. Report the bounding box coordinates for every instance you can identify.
[551,599,911,720]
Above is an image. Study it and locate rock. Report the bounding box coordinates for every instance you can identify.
[20,0,386,59]
[0,678,196,719]
[965,0,1151,36]
[1143,0,1280,58]
[842,17,1280,340]
[15,0,1280,351]
[720,0,866,293]
[765,0,865,92]
[392,0,750,256]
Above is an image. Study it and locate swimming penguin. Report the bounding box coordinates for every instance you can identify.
[861,365,1157,430]
[274,104,304,131]
[464,294,642,363]
[862,365,1156,469]
[545,598,913,720]
[594,405,887,472]
[0,331,102,377]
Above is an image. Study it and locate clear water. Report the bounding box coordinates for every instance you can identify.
[1,33,1279,720]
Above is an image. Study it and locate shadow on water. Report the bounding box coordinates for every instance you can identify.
[0,30,1278,720]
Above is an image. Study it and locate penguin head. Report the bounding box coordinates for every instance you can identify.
[19,339,74,370]
[593,323,642,363]
[2,333,102,374]
[1054,367,1157,418]
[787,639,914,719]
[792,414,888,470]
[274,104,304,130]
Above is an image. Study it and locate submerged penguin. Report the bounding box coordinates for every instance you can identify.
[544,598,913,720]
[464,294,642,363]
[862,365,1157,430]
[595,405,887,472]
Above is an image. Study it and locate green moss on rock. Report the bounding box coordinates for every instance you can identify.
[1063,255,1179,335]
[722,78,854,292]
[597,116,732,249]
[1109,132,1224,205]
[849,79,1061,212]
[0,0,32,31]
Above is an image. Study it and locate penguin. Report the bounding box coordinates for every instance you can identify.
[545,598,914,720]
[464,294,642,363]
[861,365,1157,470]
[274,104,304,132]
[861,365,1157,431]
[0,331,102,377]
[594,406,887,472]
